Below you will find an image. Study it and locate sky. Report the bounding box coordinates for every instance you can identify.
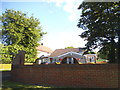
[1,0,88,51]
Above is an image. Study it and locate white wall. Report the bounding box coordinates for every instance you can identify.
[37,51,50,58]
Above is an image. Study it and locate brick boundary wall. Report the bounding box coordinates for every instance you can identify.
[2,71,11,81]
[11,64,119,88]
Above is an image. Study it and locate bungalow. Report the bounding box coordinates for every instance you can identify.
[35,47,97,64]
[49,48,90,64]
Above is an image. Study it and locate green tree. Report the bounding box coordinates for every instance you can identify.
[0,9,46,63]
[0,30,2,40]
[77,2,120,63]
[65,46,74,49]
[83,51,96,55]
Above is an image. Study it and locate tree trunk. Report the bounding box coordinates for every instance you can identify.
[117,32,120,63]
[109,38,116,63]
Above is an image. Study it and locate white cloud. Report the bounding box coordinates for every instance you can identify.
[59,0,84,22]
[63,0,74,13]
[1,0,86,50]
[68,13,77,22]
[43,0,84,22]
[41,29,87,51]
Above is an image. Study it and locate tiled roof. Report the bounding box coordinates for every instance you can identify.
[49,48,86,57]
[36,45,53,53]
[84,54,97,57]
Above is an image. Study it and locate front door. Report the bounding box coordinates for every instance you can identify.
[61,57,79,64]
[67,57,74,64]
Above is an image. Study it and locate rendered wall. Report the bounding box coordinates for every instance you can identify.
[11,64,119,88]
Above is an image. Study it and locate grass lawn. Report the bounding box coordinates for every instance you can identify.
[96,59,107,62]
[0,64,11,71]
[2,80,52,89]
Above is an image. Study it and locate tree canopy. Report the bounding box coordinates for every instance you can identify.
[65,46,74,49]
[0,9,46,63]
[83,51,96,55]
[77,2,120,63]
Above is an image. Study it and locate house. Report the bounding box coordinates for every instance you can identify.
[49,48,88,64]
[35,45,53,64]
[35,46,97,64]
[36,45,53,58]
[84,54,97,63]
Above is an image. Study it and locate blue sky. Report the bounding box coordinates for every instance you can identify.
[1,0,87,51]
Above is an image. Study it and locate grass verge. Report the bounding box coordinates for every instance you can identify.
[2,80,52,89]
[0,63,33,71]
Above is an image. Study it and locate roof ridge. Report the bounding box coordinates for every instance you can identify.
[36,45,53,53]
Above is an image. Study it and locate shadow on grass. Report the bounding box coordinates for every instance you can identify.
[2,80,82,89]
[2,80,53,89]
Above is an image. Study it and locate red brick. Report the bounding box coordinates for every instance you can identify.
[11,64,119,88]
